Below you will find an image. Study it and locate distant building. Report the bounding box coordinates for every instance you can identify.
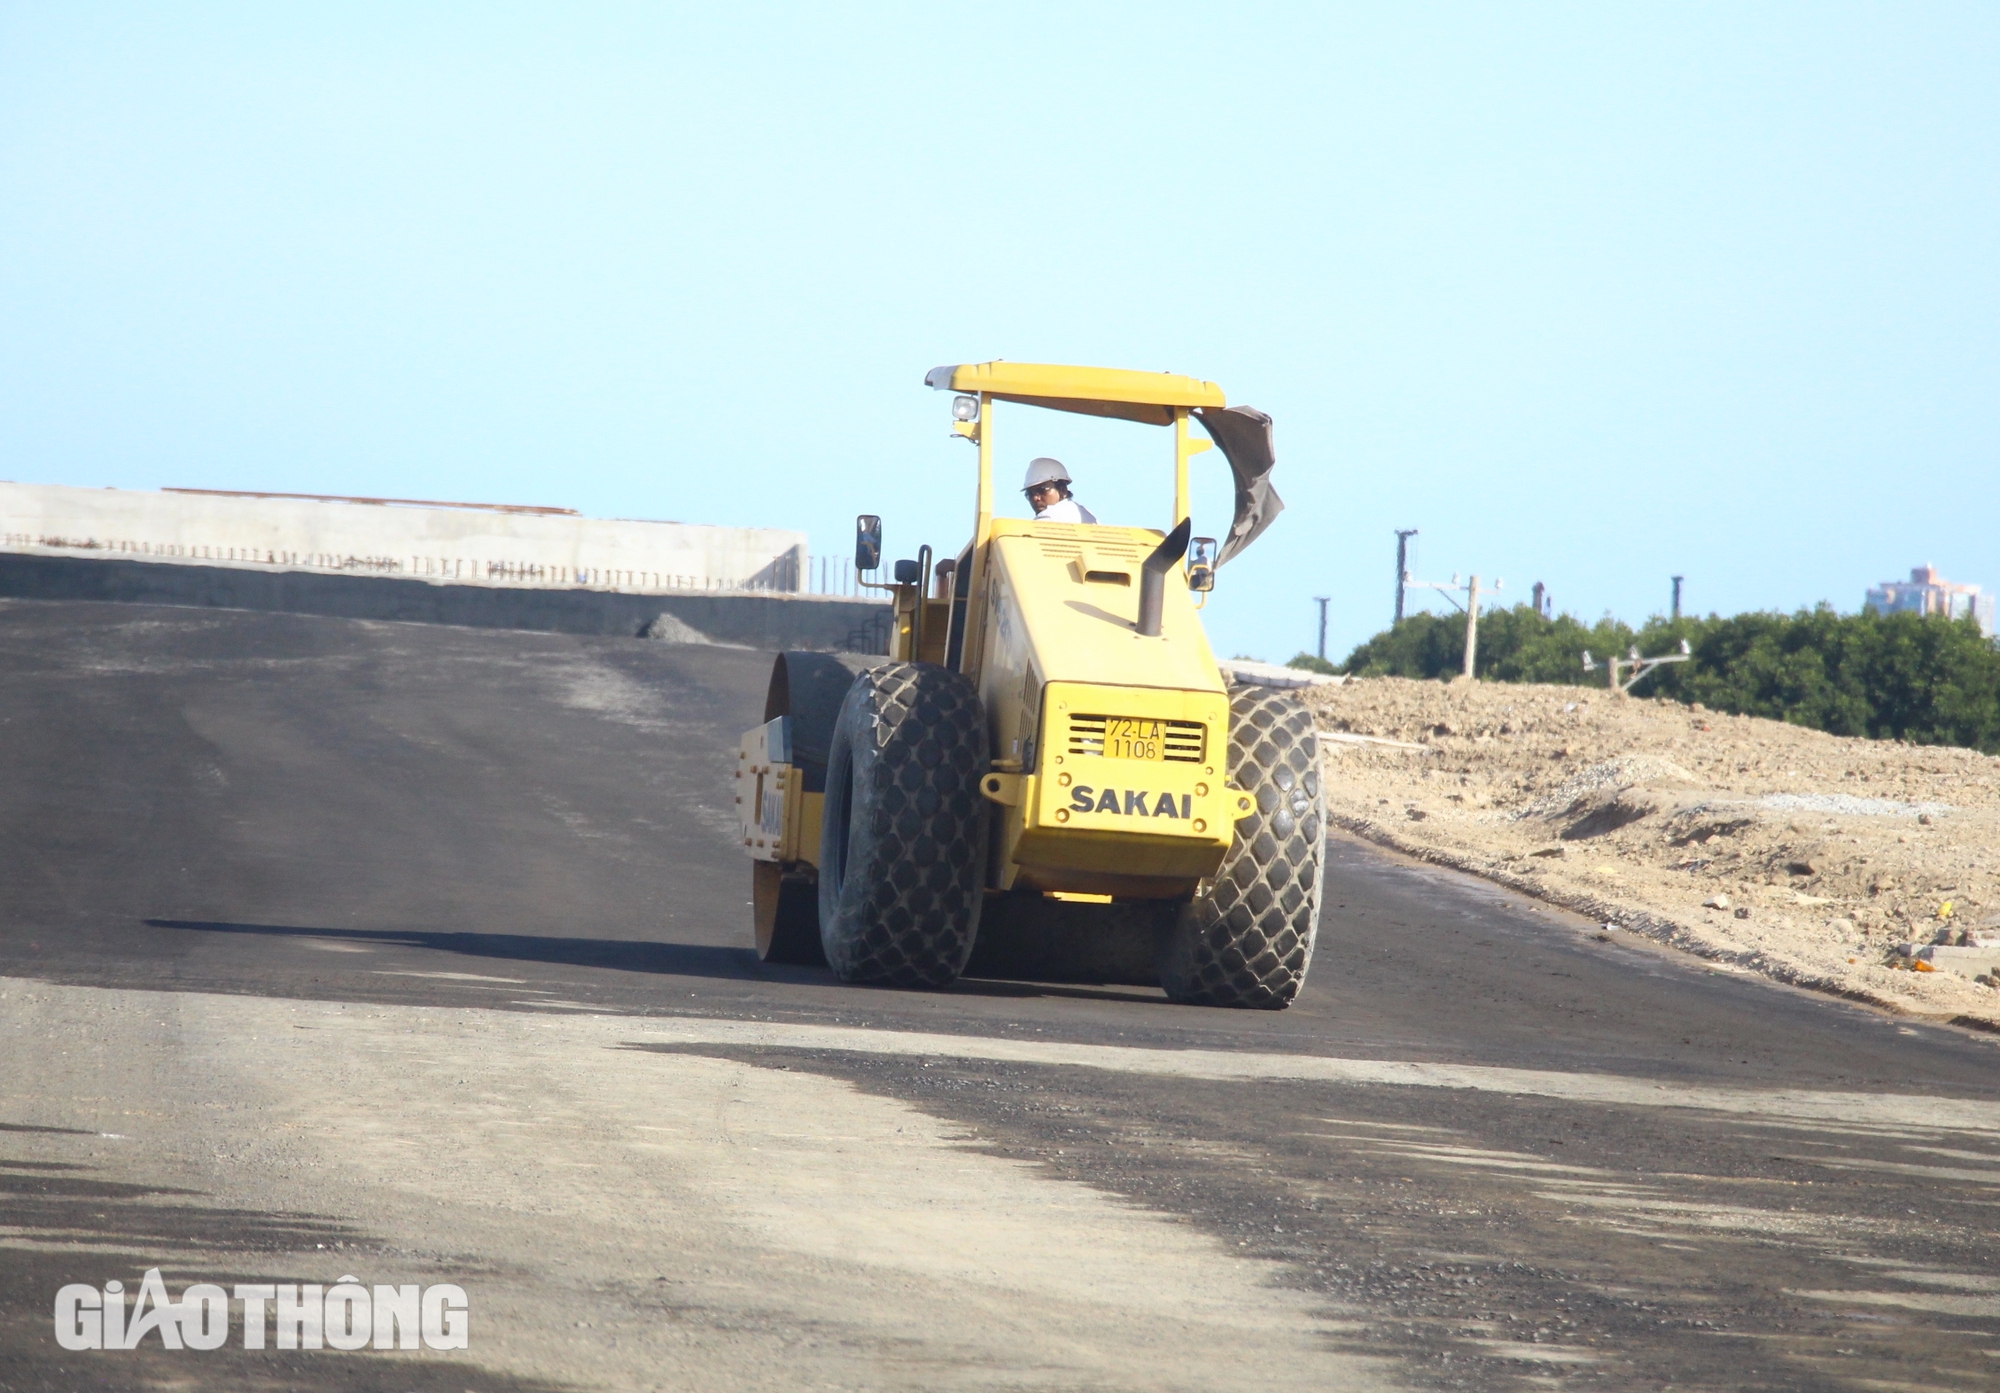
[1866,565,1995,637]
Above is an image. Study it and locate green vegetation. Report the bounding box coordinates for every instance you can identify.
[1285,652,1339,675]
[1340,605,2000,753]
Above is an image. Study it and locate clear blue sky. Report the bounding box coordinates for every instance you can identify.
[2,4,1994,661]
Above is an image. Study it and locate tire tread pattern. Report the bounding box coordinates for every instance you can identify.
[1158,685,1325,1008]
[820,662,988,987]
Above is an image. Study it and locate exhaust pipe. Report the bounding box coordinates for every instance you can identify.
[1137,519,1192,637]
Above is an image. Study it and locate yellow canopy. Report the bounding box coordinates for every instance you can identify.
[925,362,1226,427]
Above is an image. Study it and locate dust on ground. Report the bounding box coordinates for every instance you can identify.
[1299,677,2000,1030]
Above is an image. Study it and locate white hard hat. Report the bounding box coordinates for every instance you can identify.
[1023,457,1071,490]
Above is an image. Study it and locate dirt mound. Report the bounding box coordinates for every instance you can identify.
[1299,677,2000,1029]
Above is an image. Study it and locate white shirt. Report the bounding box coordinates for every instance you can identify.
[1034,497,1098,525]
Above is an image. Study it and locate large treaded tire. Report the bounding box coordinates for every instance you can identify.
[1158,685,1325,1009]
[818,662,989,987]
[748,652,873,968]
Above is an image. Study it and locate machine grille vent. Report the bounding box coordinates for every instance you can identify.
[1032,530,1143,562]
[1066,714,1206,763]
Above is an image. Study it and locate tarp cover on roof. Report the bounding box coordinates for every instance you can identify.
[1195,406,1283,564]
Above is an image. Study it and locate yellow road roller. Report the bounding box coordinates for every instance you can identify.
[735,362,1323,1007]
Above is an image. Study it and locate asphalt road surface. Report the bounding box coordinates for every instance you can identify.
[2,599,1998,1393]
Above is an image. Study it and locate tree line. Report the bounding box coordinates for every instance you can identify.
[1300,605,2000,753]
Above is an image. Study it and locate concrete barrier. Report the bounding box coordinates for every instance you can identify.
[0,483,890,650]
[0,551,892,650]
[0,482,807,593]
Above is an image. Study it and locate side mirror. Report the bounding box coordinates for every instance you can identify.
[892,559,921,585]
[1188,536,1218,593]
[854,515,882,572]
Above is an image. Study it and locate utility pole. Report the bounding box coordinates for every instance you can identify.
[1461,576,1481,679]
[1393,529,1418,624]
[1583,639,1691,696]
[1312,596,1330,661]
[1671,575,1684,621]
[1403,571,1501,681]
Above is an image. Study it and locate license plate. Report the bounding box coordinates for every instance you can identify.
[1068,714,1167,761]
[1103,716,1165,760]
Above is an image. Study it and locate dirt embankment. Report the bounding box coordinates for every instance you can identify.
[1299,677,2000,1030]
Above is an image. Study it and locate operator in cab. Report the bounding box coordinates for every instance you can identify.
[1022,457,1098,524]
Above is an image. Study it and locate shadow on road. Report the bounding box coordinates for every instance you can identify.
[142,919,1178,1009]
[146,919,768,981]
[0,1154,571,1392]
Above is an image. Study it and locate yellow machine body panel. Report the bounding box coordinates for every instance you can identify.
[972,518,1242,897]
[736,717,822,867]
[1013,679,1237,886]
[979,520,1227,696]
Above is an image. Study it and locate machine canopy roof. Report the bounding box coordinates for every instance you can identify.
[925,361,1225,427]
[924,360,1284,564]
